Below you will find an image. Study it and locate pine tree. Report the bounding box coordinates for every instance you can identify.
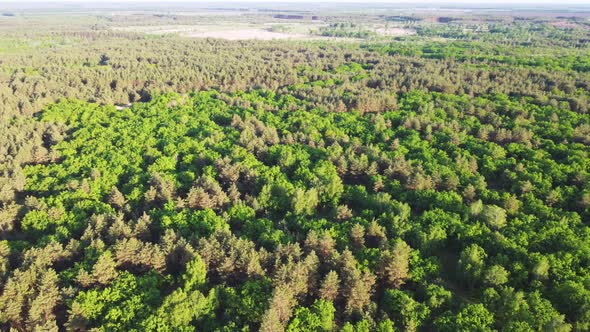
[319,270,340,302]
[379,240,411,288]
[108,186,126,209]
[92,251,118,285]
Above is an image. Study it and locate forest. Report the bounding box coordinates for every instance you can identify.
[0,2,589,332]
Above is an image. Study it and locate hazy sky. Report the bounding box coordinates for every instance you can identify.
[8,0,590,3]
[3,0,589,9]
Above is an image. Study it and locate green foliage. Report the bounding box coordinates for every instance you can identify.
[484,265,509,287]
[382,289,430,331]
[287,299,335,332]
[480,205,507,230]
[219,278,274,329]
[459,244,487,284]
[434,304,495,332]
[69,271,163,330]
[183,254,208,291]
[1,12,589,331]
[141,288,217,332]
[5,86,588,330]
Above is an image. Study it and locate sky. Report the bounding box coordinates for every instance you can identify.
[3,0,589,9]
[7,0,590,3]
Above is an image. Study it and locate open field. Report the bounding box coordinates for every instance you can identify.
[113,22,416,40]
[185,29,309,40]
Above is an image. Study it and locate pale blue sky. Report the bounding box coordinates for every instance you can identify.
[4,0,589,9]
[10,0,590,3]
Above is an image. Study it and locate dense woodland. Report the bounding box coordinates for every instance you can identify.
[0,7,589,332]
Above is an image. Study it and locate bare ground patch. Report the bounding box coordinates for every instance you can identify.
[375,27,416,36]
[185,29,310,40]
